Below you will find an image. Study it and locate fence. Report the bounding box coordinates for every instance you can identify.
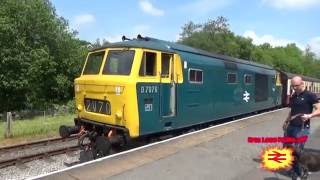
[0,105,76,140]
[0,104,75,122]
[5,112,12,138]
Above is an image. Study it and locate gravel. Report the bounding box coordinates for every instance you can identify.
[0,139,78,162]
[0,150,81,180]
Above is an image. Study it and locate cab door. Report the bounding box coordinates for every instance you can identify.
[137,50,179,135]
[160,53,176,126]
[137,50,161,135]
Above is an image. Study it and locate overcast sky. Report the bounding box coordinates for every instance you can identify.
[51,0,320,56]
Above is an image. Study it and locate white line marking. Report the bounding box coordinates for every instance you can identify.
[28,108,286,180]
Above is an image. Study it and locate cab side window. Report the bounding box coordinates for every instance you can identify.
[189,69,203,83]
[139,52,157,76]
[161,53,172,78]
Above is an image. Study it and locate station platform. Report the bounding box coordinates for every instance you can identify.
[37,108,320,180]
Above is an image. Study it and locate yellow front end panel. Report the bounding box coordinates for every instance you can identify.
[74,48,142,138]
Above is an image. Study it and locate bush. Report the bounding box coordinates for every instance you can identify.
[53,99,76,115]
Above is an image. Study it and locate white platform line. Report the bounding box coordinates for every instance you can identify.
[29,108,286,180]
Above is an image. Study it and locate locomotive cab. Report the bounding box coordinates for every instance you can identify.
[74,48,138,137]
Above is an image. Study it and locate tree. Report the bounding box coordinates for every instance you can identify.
[178,17,319,79]
[91,38,110,48]
[0,0,87,111]
[179,17,254,59]
[202,16,230,35]
[179,21,201,40]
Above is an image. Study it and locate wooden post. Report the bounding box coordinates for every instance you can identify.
[5,112,12,138]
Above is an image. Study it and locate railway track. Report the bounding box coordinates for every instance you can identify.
[0,136,77,153]
[0,136,80,169]
[0,108,281,170]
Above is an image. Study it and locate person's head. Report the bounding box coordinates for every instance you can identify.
[291,76,305,93]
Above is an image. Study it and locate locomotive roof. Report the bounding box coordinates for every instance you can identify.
[92,36,274,70]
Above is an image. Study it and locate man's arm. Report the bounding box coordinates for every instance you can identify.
[302,102,320,121]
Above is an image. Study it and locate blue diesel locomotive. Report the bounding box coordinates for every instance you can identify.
[60,35,320,158]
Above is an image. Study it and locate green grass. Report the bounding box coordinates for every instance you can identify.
[0,114,75,142]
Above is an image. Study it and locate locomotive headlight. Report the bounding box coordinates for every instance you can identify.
[75,84,80,93]
[115,110,123,120]
[77,104,83,112]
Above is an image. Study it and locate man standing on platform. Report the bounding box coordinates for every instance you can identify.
[282,76,320,179]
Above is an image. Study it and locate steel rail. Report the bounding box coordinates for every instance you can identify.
[0,144,80,169]
[0,135,77,154]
